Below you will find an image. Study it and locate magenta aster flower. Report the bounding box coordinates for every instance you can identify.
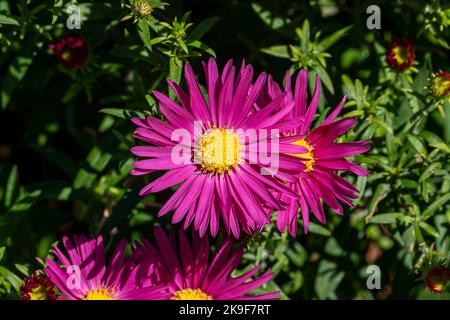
[131,58,307,238]
[44,234,169,300]
[137,228,279,300]
[258,70,370,236]
[49,35,89,70]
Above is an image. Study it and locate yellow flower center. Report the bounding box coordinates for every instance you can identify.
[432,73,450,99]
[197,128,242,174]
[171,288,213,300]
[290,138,315,172]
[392,45,408,64]
[29,285,50,300]
[61,50,74,62]
[83,288,116,300]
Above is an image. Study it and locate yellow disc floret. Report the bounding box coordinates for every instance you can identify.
[171,288,213,300]
[290,138,315,172]
[83,288,116,300]
[197,128,242,174]
[29,285,51,300]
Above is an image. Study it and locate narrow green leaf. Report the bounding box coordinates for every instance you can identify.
[319,25,352,50]
[407,134,427,155]
[0,266,22,291]
[4,165,18,208]
[137,20,152,48]
[189,17,219,40]
[187,40,215,57]
[304,222,331,237]
[315,65,334,94]
[419,222,439,238]
[261,45,290,59]
[251,3,290,30]
[423,194,450,219]
[370,213,402,224]
[0,14,19,25]
[1,45,35,108]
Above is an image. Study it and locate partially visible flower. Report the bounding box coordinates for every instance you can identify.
[258,70,370,236]
[44,234,169,300]
[49,35,89,70]
[20,272,57,300]
[425,265,450,294]
[431,70,450,101]
[137,228,279,300]
[385,38,415,71]
[132,0,153,18]
[123,0,167,23]
[131,58,306,238]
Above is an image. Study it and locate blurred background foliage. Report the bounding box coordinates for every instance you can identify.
[1,0,450,299]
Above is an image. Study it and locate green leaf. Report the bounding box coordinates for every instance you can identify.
[137,20,152,48]
[261,45,290,59]
[407,134,426,155]
[1,44,36,108]
[304,222,331,237]
[419,222,439,238]
[168,57,183,100]
[422,130,450,153]
[371,117,394,135]
[73,146,112,189]
[319,25,352,50]
[4,165,18,208]
[51,0,64,24]
[315,259,345,299]
[423,194,450,219]
[365,184,390,223]
[187,40,216,57]
[0,266,22,291]
[315,65,334,94]
[419,163,441,183]
[0,247,5,263]
[300,20,310,50]
[355,174,367,204]
[342,75,356,97]
[14,264,29,277]
[0,14,19,25]
[189,17,219,40]
[370,213,402,224]
[251,3,290,30]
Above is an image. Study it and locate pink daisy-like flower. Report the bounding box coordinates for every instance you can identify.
[258,70,370,236]
[137,228,279,300]
[44,235,169,300]
[131,58,308,238]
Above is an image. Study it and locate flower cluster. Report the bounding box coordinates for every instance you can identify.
[22,230,277,300]
[24,58,370,300]
[132,58,369,237]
